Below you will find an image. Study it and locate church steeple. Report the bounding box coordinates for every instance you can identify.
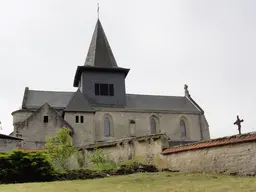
[73,18,129,107]
[73,19,129,87]
[84,19,118,68]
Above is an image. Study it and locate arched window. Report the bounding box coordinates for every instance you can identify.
[104,117,111,137]
[150,117,157,134]
[180,119,187,137]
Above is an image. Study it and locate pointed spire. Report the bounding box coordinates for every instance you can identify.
[84,19,118,68]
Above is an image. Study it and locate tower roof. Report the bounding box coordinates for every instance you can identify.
[73,19,129,87]
[84,19,118,68]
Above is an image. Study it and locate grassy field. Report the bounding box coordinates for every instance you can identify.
[1,172,255,192]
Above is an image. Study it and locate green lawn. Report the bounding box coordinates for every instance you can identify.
[1,172,255,192]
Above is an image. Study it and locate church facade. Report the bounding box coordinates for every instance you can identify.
[10,19,210,149]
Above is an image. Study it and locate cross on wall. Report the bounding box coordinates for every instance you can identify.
[234,115,244,135]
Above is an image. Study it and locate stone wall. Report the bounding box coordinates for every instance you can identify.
[93,111,209,142]
[14,103,73,149]
[0,138,23,152]
[80,133,170,165]
[161,133,256,176]
[64,112,94,146]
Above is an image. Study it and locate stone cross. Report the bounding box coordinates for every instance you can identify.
[184,84,190,97]
[234,115,244,135]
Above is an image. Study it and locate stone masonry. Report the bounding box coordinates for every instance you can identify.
[161,132,256,176]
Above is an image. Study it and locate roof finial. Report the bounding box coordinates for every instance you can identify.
[97,3,100,19]
[184,84,190,97]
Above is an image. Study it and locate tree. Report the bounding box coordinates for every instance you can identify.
[44,128,75,170]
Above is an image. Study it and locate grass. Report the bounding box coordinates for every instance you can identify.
[0,172,255,192]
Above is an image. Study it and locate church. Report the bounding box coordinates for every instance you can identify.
[10,19,210,149]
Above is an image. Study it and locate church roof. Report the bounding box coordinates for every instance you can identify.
[0,133,23,140]
[125,94,199,112]
[21,88,201,113]
[22,89,74,109]
[65,89,91,112]
[73,19,130,87]
[84,19,118,68]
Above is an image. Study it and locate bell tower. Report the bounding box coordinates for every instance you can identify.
[73,19,130,107]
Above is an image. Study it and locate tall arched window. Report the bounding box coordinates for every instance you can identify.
[104,117,111,137]
[180,120,187,137]
[150,117,157,134]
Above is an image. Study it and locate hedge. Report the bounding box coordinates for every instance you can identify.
[56,163,158,181]
[0,150,56,184]
[0,150,159,184]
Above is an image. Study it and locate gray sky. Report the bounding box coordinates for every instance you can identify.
[0,0,256,138]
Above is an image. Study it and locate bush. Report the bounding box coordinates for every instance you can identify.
[56,163,158,181]
[0,149,159,184]
[88,148,119,170]
[89,148,108,167]
[0,150,56,184]
[56,169,107,181]
[44,128,76,170]
[75,150,88,168]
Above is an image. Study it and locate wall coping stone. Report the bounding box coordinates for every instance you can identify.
[162,131,256,155]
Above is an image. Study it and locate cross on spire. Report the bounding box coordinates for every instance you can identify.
[97,3,100,19]
[234,115,244,135]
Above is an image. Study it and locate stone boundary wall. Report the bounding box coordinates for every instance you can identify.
[80,133,170,166]
[162,133,256,176]
[0,138,23,152]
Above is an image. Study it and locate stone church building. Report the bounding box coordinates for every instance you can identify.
[9,19,210,149]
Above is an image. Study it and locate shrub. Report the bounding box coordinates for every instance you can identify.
[45,128,76,170]
[75,150,88,168]
[88,148,119,170]
[89,148,108,167]
[56,163,158,181]
[56,169,107,181]
[0,150,56,184]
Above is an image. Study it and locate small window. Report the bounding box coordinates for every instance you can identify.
[80,116,84,123]
[43,116,48,123]
[95,83,100,95]
[109,84,114,96]
[180,120,187,137]
[150,117,157,134]
[104,117,111,137]
[95,83,114,96]
[75,115,79,123]
[100,84,108,96]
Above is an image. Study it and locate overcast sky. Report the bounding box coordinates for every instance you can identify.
[0,0,256,138]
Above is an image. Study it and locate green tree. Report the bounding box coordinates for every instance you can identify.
[44,128,75,170]
[75,150,88,168]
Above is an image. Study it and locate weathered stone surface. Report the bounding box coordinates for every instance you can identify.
[163,141,256,176]
[0,138,23,152]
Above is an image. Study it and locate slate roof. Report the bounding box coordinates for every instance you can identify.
[65,89,91,112]
[0,133,23,140]
[162,132,256,155]
[126,94,200,112]
[21,89,201,113]
[84,19,118,68]
[23,90,74,109]
[20,19,202,114]
[73,19,130,87]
